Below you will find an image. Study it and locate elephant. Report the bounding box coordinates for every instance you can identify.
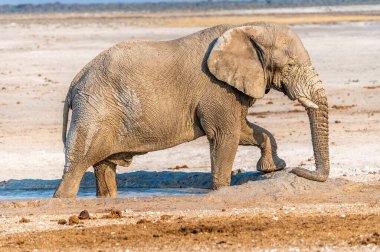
[53,22,329,198]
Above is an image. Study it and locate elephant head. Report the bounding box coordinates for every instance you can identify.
[207,23,329,182]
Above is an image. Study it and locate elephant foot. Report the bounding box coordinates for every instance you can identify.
[53,189,77,198]
[211,182,230,190]
[211,178,231,190]
[257,154,286,173]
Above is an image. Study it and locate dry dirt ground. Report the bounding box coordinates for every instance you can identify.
[0,170,379,251]
[0,6,380,251]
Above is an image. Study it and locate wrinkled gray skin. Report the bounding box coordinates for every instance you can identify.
[54,23,329,198]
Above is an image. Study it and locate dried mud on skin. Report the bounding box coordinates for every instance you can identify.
[1,213,379,251]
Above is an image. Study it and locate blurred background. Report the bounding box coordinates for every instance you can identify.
[0,0,379,191]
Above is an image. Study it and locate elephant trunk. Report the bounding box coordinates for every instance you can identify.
[294,87,330,181]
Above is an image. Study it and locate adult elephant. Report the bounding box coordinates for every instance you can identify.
[54,23,329,198]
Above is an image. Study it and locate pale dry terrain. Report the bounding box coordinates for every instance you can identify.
[0,7,380,251]
[0,13,379,181]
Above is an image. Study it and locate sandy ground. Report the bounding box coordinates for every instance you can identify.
[0,15,379,182]
[0,169,379,251]
[0,6,380,251]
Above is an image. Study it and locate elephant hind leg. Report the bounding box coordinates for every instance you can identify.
[94,153,133,198]
[53,162,88,198]
[94,160,118,198]
[55,121,116,198]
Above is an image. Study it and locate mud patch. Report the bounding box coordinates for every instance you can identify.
[167,165,189,170]
[331,104,356,110]
[364,85,380,90]
[209,168,379,204]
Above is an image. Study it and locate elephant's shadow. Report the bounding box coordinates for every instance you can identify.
[0,170,271,191]
[103,170,268,189]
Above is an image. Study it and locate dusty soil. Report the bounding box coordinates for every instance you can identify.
[1,17,379,182]
[0,171,379,251]
[2,211,380,251]
[0,6,380,251]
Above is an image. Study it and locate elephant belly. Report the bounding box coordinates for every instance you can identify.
[112,112,205,153]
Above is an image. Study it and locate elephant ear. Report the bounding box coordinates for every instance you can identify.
[207,26,267,99]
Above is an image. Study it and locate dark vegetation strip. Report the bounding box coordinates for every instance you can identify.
[0,0,379,14]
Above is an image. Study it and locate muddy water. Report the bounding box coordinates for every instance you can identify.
[0,187,209,200]
[0,170,260,199]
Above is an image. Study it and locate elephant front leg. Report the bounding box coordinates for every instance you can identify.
[209,134,240,190]
[240,120,286,173]
[94,160,118,198]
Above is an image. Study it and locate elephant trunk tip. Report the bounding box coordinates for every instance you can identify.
[291,167,329,182]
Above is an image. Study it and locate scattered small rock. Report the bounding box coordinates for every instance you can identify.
[102,209,122,219]
[68,215,80,225]
[16,240,25,246]
[266,100,273,105]
[335,120,342,124]
[360,232,380,245]
[231,168,246,176]
[286,109,303,113]
[160,215,172,221]
[168,165,189,170]
[58,219,67,225]
[19,218,31,223]
[136,218,151,224]
[79,210,90,220]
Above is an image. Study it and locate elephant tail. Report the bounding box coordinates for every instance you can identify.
[62,91,71,146]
